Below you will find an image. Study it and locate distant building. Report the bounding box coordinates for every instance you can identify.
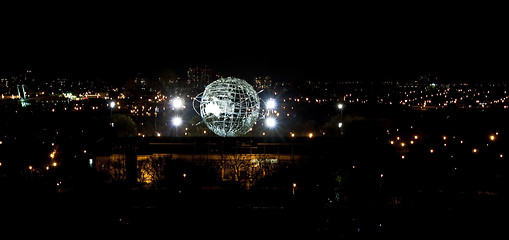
[253,76,272,91]
[0,78,7,88]
[186,66,213,90]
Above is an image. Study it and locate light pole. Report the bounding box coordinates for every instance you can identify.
[264,98,277,137]
[109,101,116,128]
[110,101,116,118]
[338,103,344,134]
[172,116,182,137]
[337,103,343,119]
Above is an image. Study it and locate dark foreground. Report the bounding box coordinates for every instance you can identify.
[1,187,507,239]
[2,105,509,238]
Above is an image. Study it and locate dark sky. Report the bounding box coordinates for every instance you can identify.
[1,3,508,83]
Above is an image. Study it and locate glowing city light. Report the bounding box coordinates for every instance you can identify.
[490,135,495,141]
[338,122,343,128]
[110,101,116,108]
[337,103,344,109]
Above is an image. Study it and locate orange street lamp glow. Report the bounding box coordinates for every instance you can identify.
[490,135,495,141]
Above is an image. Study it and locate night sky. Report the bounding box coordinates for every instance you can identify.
[1,3,508,83]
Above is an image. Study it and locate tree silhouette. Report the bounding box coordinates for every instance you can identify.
[111,113,137,137]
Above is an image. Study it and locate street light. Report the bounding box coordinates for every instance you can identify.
[172,116,182,127]
[172,97,184,109]
[338,103,344,135]
[110,101,116,118]
[172,116,183,137]
[265,117,277,128]
[266,98,276,110]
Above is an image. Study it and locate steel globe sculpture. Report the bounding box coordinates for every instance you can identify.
[194,77,260,137]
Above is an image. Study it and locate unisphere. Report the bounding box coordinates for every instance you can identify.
[199,77,260,137]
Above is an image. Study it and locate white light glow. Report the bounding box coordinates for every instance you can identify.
[265,117,277,128]
[172,117,183,127]
[266,98,276,109]
[172,98,183,109]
